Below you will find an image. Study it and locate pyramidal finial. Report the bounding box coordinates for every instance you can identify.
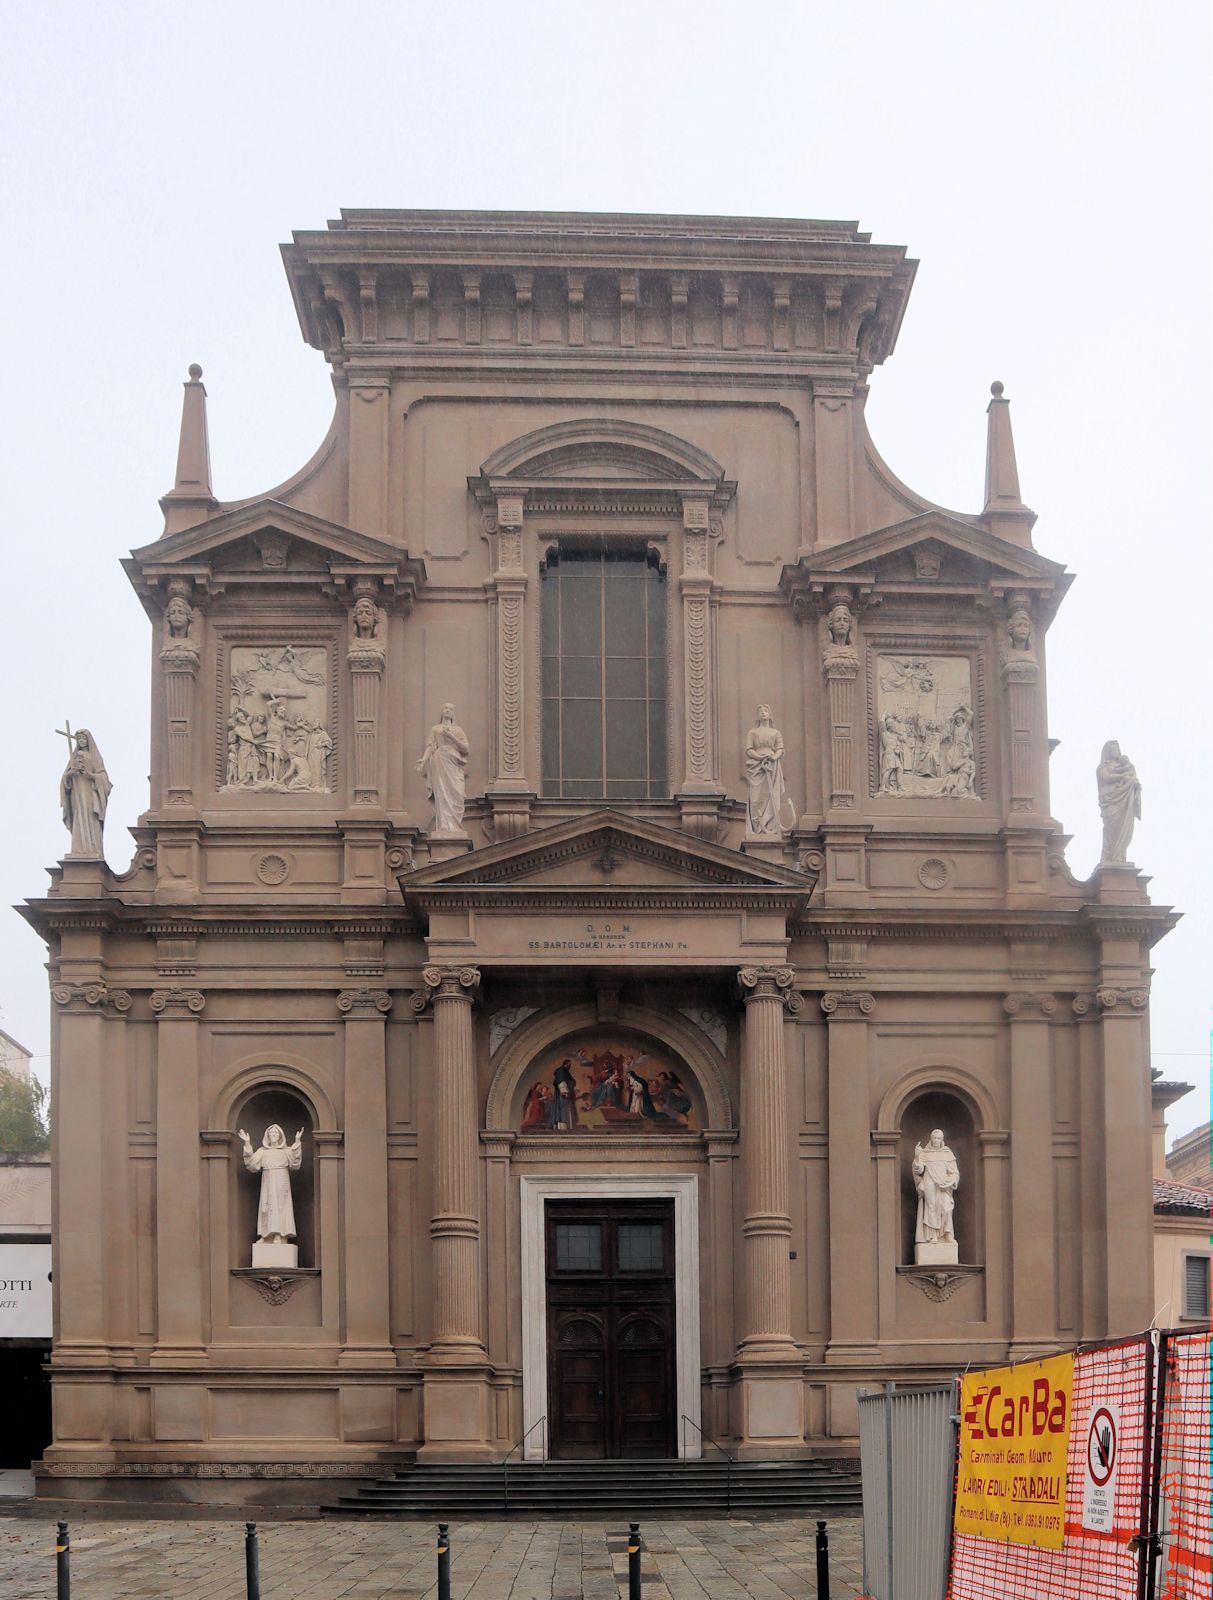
[982,381,1036,546]
[160,363,217,535]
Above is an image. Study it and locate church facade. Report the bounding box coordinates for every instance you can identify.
[24,210,1175,1504]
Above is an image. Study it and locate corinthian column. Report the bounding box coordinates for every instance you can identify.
[737,966,800,1359]
[416,965,485,1360]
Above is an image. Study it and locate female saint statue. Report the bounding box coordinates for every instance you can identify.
[417,703,469,833]
[238,1124,303,1256]
[913,1128,960,1255]
[59,729,112,859]
[1097,740,1141,864]
[744,705,792,836]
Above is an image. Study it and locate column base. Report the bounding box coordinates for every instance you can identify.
[740,834,787,863]
[419,1367,495,1460]
[337,1345,397,1369]
[426,832,472,863]
[734,1369,805,1454]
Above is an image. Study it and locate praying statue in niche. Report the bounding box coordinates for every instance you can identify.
[1097,740,1141,865]
[913,1128,961,1266]
[417,702,469,834]
[238,1123,304,1268]
[744,704,793,836]
[58,727,113,859]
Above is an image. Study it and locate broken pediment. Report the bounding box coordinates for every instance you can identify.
[399,810,815,914]
[123,499,426,617]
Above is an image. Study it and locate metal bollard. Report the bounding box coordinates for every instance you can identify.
[628,1521,642,1600]
[437,1522,451,1600]
[815,1518,830,1600]
[245,1521,260,1600]
[56,1520,70,1600]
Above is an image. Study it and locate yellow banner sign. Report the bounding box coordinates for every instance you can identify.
[955,1352,1074,1549]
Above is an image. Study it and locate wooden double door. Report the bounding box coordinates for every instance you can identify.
[545,1199,677,1459]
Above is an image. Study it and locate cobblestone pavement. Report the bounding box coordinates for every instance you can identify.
[0,1515,866,1599]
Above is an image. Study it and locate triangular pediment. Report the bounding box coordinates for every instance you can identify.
[124,499,425,613]
[802,512,1066,583]
[400,810,814,908]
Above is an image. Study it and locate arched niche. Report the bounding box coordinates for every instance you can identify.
[474,417,732,490]
[898,1088,980,1267]
[486,1002,732,1134]
[229,1078,320,1270]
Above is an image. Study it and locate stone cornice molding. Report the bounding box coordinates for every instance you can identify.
[411,964,482,1013]
[51,981,132,1016]
[1002,991,1058,1018]
[149,987,206,1017]
[336,988,393,1018]
[820,989,876,1021]
[737,965,801,1012]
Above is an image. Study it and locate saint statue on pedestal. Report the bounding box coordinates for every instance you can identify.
[238,1124,303,1266]
[417,702,469,834]
[59,728,112,859]
[913,1128,960,1263]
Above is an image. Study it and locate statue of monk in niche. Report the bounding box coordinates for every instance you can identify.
[912,1128,960,1246]
[238,1123,303,1245]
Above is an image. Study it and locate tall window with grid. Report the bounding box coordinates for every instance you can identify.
[541,545,667,800]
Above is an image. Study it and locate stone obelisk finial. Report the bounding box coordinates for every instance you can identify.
[159,363,218,535]
[982,381,1037,547]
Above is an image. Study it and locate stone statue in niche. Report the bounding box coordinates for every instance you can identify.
[913,1128,961,1266]
[238,1123,304,1268]
[744,705,793,836]
[1097,740,1141,864]
[875,655,977,799]
[417,703,469,834]
[221,645,332,793]
[58,726,112,859]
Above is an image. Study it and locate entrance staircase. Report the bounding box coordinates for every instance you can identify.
[322,1456,862,1519]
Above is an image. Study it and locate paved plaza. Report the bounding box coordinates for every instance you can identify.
[0,1514,865,1599]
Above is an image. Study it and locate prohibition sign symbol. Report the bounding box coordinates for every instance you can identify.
[1086,1406,1117,1487]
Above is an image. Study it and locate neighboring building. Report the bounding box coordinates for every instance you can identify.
[1153,1180,1213,1325]
[1167,1120,1213,1193]
[0,1152,52,1469]
[21,210,1177,1507]
[0,1027,33,1082]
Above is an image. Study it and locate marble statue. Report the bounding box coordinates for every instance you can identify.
[744,705,791,836]
[238,1123,303,1269]
[58,727,112,859]
[417,702,469,834]
[1097,740,1141,865]
[913,1128,960,1265]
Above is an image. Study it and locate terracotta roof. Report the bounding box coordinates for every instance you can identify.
[1153,1178,1213,1216]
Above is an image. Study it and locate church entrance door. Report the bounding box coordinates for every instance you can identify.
[545,1199,676,1459]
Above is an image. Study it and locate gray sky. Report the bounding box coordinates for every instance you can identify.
[1,1,1208,1136]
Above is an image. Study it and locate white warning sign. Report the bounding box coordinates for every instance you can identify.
[1081,1401,1121,1532]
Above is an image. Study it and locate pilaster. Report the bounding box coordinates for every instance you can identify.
[159,582,201,806]
[484,494,534,840]
[820,590,861,812]
[347,370,390,536]
[148,986,207,1367]
[1004,991,1057,1355]
[336,988,394,1366]
[676,497,726,836]
[822,989,880,1361]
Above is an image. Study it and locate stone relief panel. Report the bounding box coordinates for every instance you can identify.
[221,646,333,794]
[873,653,977,800]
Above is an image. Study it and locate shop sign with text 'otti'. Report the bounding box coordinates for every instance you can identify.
[954,1352,1074,1550]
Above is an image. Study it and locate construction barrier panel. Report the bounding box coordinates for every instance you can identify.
[858,1382,956,1600]
[1157,1328,1213,1600]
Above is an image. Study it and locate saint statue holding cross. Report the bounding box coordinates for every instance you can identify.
[57,723,112,859]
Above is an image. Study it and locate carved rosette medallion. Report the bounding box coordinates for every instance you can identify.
[737,966,801,1013]
[51,982,132,1016]
[336,988,393,1018]
[149,987,206,1018]
[820,990,876,1021]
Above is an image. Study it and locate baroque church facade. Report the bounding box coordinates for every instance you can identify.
[25,211,1174,1504]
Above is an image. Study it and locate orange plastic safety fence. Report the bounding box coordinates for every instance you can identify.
[1158,1328,1213,1600]
[948,1337,1151,1600]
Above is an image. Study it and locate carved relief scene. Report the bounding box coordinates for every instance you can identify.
[875,654,977,798]
[221,645,333,793]
[518,1034,699,1133]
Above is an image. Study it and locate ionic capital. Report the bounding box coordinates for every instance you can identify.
[412,964,482,1012]
[336,988,393,1018]
[737,966,801,1012]
[1002,991,1057,1018]
[820,989,876,1021]
[51,981,132,1016]
[1095,986,1150,1015]
[149,987,205,1017]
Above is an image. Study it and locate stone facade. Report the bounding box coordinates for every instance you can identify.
[22,210,1176,1503]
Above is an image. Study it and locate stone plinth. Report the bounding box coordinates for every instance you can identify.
[915,1240,959,1267]
[252,1241,298,1269]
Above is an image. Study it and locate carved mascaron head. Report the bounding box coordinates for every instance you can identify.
[352,597,377,638]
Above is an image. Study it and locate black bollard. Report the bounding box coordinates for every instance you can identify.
[628,1521,642,1600]
[55,1520,70,1600]
[815,1518,830,1600]
[437,1522,451,1600]
[245,1521,260,1600]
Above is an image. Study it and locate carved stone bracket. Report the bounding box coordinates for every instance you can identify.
[51,982,132,1016]
[412,964,482,1012]
[1095,987,1150,1015]
[820,990,876,1021]
[897,1263,983,1303]
[1002,991,1057,1018]
[336,988,393,1018]
[149,987,206,1017]
[737,966,801,1013]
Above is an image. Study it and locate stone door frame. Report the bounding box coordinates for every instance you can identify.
[519,1172,702,1460]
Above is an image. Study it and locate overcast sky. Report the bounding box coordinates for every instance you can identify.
[0,1,1208,1137]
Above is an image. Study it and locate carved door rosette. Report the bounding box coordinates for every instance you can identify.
[346,580,388,805]
[160,579,202,804]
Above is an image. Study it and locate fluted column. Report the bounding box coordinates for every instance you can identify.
[337,987,393,1364]
[416,965,485,1359]
[149,986,207,1365]
[737,966,800,1359]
